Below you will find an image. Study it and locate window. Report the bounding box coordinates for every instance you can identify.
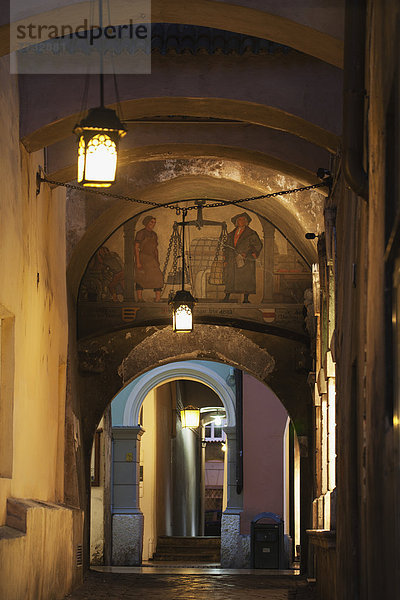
[204,420,226,442]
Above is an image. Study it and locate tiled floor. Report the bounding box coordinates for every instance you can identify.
[64,567,315,600]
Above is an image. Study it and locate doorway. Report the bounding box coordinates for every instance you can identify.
[138,378,227,561]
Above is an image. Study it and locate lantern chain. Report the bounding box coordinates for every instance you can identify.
[162,222,181,282]
[172,226,180,283]
[162,223,175,279]
[39,177,330,212]
[214,222,228,264]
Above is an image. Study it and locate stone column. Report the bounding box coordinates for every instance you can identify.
[111,426,144,565]
[123,220,136,301]
[221,426,248,568]
[261,219,275,303]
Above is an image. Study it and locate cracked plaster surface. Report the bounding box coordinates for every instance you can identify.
[119,325,275,384]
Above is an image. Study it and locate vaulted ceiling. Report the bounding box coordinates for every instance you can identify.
[2,0,344,289]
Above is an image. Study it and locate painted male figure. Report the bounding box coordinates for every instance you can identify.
[222,212,262,303]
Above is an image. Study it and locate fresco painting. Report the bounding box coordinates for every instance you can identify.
[78,205,311,338]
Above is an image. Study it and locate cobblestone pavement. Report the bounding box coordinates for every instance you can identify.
[64,571,316,600]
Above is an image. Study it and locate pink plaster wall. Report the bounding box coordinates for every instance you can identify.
[241,374,288,534]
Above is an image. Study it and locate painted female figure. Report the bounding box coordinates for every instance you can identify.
[134,216,164,302]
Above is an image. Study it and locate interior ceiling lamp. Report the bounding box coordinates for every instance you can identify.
[181,405,200,429]
[73,1,126,187]
[170,209,196,332]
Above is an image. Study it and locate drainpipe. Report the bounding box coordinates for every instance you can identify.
[343,0,369,201]
[234,369,243,495]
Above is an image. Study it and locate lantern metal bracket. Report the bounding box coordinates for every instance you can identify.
[36,166,45,196]
[316,167,333,192]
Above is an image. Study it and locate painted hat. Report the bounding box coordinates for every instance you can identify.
[231,212,251,225]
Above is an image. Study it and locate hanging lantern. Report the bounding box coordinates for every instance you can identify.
[73,106,127,188]
[169,209,196,332]
[170,289,196,332]
[181,405,200,429]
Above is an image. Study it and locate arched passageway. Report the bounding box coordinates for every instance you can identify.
[2,1,399,599]
[1,2,361,598]
[89,360,301,569]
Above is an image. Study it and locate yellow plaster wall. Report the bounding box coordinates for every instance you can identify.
[141,389,156,560]
[90,484,104,563]
[155,384,173,537]
[90,430,105,564]
[0,53,68,517]
[0,55,75,598]
[0,502,79,600]
[141,383,174,559]
[9,161,67,503]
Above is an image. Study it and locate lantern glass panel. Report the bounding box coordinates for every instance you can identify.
[173,303,193,332]
[84,133,117,186]
[181,407,200,428]
[77,136,86,183]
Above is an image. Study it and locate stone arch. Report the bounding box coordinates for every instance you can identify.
[1,1,343,65]
[104,331,307,568]
[110,325,313,434]
[117,324,280,406]
[122,360,236,427]
[76,323,312,568]
[23,97,339,153]
[119,327,275,385]
[49,143,322,186]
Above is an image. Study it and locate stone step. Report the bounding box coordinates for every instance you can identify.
[6,498,28,533]
[154,536,221,562]
[0,525,26,541]
[157,536,221,547]
[155,548,220,555]
[155,546,221,556]
[152,553,220,562]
